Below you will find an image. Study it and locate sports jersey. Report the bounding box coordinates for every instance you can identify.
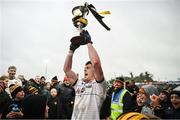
[71,79,106,120]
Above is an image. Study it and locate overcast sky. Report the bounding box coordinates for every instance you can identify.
[0,0,179,82]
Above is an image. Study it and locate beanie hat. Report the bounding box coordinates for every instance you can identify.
[142,85,159,96]
[22,94,47,118]
[115,77,124,83]
[9,84,23,99]
[28,86,38,94]
[51,76,58,82]
[139,85,159,105]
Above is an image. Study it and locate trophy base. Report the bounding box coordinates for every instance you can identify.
[70,36,86,45]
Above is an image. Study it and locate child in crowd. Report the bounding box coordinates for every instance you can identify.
[47,87,64,119]
[163,90,180,119]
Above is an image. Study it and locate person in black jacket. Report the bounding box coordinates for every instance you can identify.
[22,94,48,119]
[100,85,114,119]
[23,76,42,95]
[0,75,11,118]
[59,76,75,119]
[159,90,171,110]
[47,87,64,119]
[1,84,24,119]
[163,90,180,119]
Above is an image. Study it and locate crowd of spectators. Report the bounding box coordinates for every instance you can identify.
[0,65,179,119]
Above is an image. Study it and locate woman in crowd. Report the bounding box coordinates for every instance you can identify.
[134,85,162,118]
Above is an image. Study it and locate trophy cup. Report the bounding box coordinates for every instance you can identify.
[71,4,89,45]
[71,2,110,45]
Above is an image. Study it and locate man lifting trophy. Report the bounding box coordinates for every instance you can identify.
[63,2,110,119]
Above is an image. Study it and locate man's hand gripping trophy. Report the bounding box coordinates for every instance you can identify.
[70,2,110,51]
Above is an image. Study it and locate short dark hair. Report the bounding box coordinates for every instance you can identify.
[8,66,16,70]
[170,90,180,97]
[40,76,46,80]
[85,61,92,65]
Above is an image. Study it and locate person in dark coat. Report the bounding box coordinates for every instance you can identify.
[100,85,114,119]
[47,87,64,119]
[0,75,11,118]
[1,84,24,119]
[163,90,180,119]
[22,94,48,119]
[59,76,75,119]
[158,90,171,110]
[126,80,139,102]
[41,82,51,99]
[23,76,42,95]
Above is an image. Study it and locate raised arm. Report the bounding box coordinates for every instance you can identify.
[87,43,104,81]
[63,45,79,85]
[80,30,104,81]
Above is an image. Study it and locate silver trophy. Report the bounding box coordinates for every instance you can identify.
[72,5,89,31]
[71,4,89,45]
[71,2,110,45]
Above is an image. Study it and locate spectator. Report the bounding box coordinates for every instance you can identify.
[0,75,11,118]
[100,82,114,119]
[1,84,25,118]
[127,80,139,100]
[24,76,42,95]
[109,77,135,120]
[159,90,171,109]
[0,75,9,93]
[47,87,64,119]
[40,76,46,86]
[22,94,48,119]
[134,85,162,118]
[17,75,28,88]
[50,76,60,91]
[59,76,75,119]
[41,82,51,99]
[163,90,180,119]
[7,66,22,87]
[44,82,51,91]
